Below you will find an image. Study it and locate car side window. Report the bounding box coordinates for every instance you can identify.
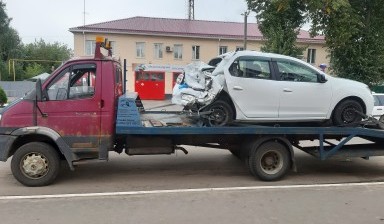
[277,60,318,83]
[46,64,96,101]
[229,57,271,80]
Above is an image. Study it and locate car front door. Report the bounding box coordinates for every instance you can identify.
[224,56,279,118]
[274,59,332,120]
[37,62,101,153]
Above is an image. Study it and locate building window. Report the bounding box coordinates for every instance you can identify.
[192,45,200,60]
[136,42,145,58]
[219,46,228,55]
[174,44,183,59]
[307,48,316,64]
[236,46,244,51]
[85,40,96,55]
[154,43,163,59]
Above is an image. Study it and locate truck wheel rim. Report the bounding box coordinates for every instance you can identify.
[20,153,49,179]
[260,150,283,175]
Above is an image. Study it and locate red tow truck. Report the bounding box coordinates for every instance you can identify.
[1,37,384,186]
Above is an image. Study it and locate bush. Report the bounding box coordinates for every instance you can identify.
[0,87,7,106]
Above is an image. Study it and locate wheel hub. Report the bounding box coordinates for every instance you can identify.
[342,106,358,123]
[21,153,49,179]
[260,151,283,175]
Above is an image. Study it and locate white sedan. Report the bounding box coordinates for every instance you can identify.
[173,51,374,126]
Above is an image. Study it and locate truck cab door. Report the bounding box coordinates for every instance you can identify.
[37,63,101,158]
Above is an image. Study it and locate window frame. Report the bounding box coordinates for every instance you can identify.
[136,42,146,58]
[85,40,96,55]
[307,48,316,64]
[219,46,228,55]
[192,45,200,60]
[174,44,183,60]
[154,43,163,59]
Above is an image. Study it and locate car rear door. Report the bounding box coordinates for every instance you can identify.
[224,56,279,118]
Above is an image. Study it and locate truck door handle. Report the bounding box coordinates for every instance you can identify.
[283,88,292,92]
[233,86,243,90]
[99,100,104,108]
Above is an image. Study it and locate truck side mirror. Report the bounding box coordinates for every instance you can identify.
[317,73,328,83]
[36,78,43,101]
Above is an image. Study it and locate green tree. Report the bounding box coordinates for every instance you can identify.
[246,0,307,57]
[21,39,72,79]
[24,63,45,79]
[0,1,22,80]
[0,86,7,106]
[247,0,384,86]
[307,0,384,86]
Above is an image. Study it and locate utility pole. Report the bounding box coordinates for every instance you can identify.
[83,0,86,55]
[188,0,195,20]
[243,10,250,50]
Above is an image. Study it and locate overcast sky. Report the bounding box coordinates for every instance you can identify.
[2,0,254,49]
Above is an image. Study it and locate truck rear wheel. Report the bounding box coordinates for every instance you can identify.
[248,141,290,181]
[11,142,60,187]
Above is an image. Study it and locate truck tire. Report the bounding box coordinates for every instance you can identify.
[332,99,363,126]
[11,142,60,187]
[248,141,290,181]
[205,100,233,126]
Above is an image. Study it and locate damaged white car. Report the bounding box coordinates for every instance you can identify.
[172,51,374,126]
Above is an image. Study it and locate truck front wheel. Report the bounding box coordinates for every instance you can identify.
[248,141,290,181]
[11,142,60,187]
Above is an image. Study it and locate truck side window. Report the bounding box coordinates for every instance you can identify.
[69,64,96,99]
[46,64,96,101]
[47,68,70,100]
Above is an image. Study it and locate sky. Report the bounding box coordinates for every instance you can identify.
[2,0,254,49]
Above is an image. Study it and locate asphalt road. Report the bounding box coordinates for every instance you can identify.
[1,147,384,224]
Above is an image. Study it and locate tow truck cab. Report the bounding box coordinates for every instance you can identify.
[0,37,123,164]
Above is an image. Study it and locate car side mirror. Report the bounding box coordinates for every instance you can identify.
[317,73,328,83]
[35,78,43,101]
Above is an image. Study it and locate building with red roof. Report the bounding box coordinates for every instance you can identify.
[70,16,327,98]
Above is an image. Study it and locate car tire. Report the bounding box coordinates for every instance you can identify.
[332,99,363,126]
[11,142,60,187]
[378,115,384,129]
[205,100,234,126]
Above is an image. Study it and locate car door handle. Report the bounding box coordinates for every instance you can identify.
[283,88,292,92]
[378,108,383,111]
[233,86,243,90]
